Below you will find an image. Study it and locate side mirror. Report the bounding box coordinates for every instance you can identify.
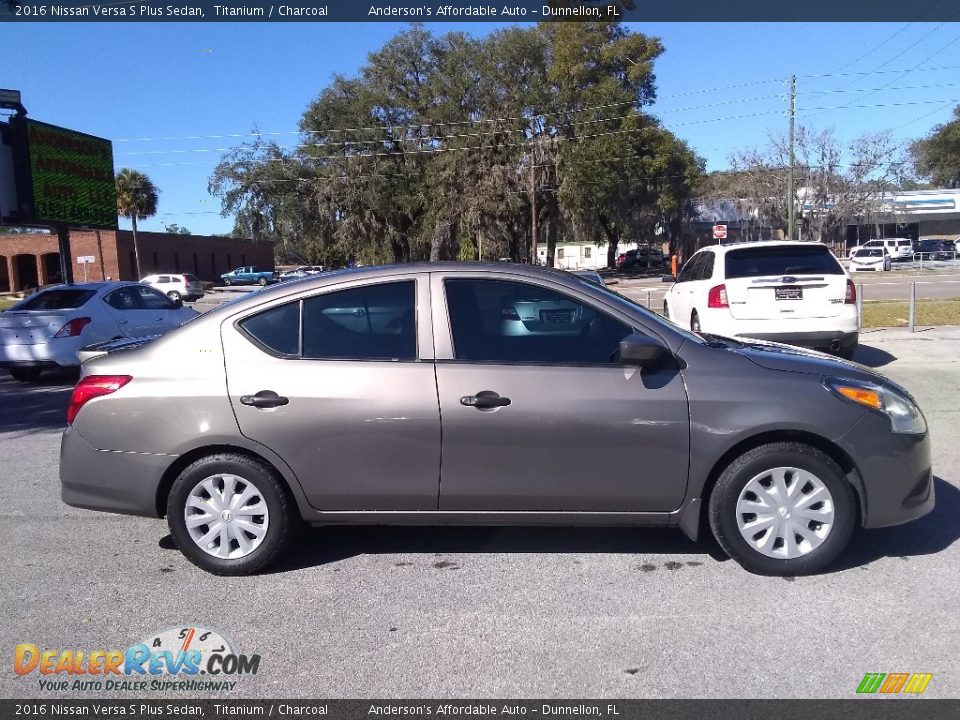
[620,333,668,369]
[661,274,677,283]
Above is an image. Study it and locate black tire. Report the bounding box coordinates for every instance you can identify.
[167,290,182,302]
[167,453,299,576]
[708,442,856,575]
[10,367,41,383]
[690,311,701,333]
[662,300,669,319]
[223,278,232,286]
[257,277,268,286]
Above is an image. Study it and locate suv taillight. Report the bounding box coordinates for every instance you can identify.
[67,375,132,425]
[707,284,729,309]
[53,317,92,338]
[845,279,857,305]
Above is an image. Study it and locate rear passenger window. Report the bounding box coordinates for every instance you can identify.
[301,281,416,361]
[239,303,301,356]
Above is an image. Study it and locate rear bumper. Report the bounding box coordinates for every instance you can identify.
[703,308,860,352]
[60,426,171,518]
[0,339,83,368]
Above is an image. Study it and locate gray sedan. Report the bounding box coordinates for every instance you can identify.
[60,263,934,576]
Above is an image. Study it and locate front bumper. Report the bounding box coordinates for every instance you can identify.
[837,412,935,528]
[60,426,172,518]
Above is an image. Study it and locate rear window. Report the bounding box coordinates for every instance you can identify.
[184,274,200,282]
[16,288,96,310]
[724,245,843,279]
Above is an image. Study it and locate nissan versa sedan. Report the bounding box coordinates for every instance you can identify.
[60,263,934,576]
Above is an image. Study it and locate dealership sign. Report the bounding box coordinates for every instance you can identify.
[24,120,117,229]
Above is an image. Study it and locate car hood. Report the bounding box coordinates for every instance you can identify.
[727,339,887,384]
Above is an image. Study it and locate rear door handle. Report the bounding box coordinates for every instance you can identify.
[240,390,289,409]
[461,391,511,410]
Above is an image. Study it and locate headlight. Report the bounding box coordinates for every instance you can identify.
[823,378,927,434]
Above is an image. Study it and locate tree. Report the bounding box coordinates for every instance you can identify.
[911,105,960,188]
[713,127,906,245]
[115,169,159,278]
[161,222,191,235]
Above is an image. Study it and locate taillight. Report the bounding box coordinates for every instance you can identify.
[67,375,132,425]
[53,317,92,338]
[707,284,729,309]
[845,279,857,305]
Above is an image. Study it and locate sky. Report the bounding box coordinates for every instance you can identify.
[3,21,960,235]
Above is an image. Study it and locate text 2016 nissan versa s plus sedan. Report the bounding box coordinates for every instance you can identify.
[60,263,934,576]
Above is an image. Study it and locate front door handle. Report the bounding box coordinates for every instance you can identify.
[461,390,511,410]
[240,390,289,409]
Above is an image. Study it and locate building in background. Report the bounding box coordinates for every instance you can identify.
[0,230,275,292]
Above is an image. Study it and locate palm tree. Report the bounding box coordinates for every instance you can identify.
[115,169,159,279]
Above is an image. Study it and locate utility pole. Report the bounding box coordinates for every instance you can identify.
[787,74,796,242]
[529,155,537,264]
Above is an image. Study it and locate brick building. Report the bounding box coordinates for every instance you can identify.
[0,230,275,292]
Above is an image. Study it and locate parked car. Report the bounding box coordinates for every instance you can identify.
[662,241,859,358]
[0,282,198,382]
[61,263,932,577]
[848,247,891,272]
[916,239,954,261]
[220,266,277,286]
[616,246,663,271]
[851,238,913,262]
[141,273,204,302]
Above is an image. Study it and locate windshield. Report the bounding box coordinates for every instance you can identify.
[725,245,844,278]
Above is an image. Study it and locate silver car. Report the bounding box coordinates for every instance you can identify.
[1,282,198,382]
[60,263,934,576]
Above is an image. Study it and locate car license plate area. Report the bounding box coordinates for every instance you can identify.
[541,309,572,324]
[775,286,803,301]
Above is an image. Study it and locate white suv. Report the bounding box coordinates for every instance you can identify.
[140,274,204,302]
[852,238,913,261]
[663,241,859,358]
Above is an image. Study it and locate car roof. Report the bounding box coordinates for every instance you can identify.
[198,262,592,316]
[700,241,833,255]
[37,281,141,293]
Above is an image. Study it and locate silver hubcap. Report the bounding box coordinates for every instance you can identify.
[184,474,269,559]
[735,466,835,560]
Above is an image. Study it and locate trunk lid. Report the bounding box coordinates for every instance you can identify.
[0,312,70,345]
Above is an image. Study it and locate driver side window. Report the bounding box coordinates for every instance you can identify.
[444,278,636,365]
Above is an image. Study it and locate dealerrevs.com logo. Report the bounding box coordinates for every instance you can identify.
[14,626,261,692]
[857,672,933,695]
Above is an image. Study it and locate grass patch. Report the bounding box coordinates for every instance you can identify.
[0,297,19,311]
[862,298,960,328]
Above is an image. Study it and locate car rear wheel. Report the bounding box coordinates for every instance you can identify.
[10,367,41,383]
[690,311,701,333]
[223,278,232,286]
[708,442,856,575]
[257,277,268,286]
[167,453,298,575]
[167,290,182,302]
[663,300,669,319]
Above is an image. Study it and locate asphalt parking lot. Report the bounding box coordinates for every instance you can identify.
[1,328,958,699]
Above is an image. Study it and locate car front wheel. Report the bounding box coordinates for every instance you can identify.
[167,453,298,575]
[708,442,856,575]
